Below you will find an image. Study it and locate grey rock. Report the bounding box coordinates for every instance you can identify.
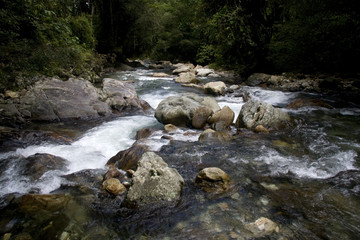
[235,100,291,130]
[125,152,184,206]
[155,93,220,127]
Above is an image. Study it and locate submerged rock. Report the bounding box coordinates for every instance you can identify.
[125,152,184,206]
[164,124,178,133]
[286,98,333,109]
[20,194,71,213]
[246,217,279,236]
[235,100,291,130]
[195,167,230,193]
[22,153,69,180]
[155,93,220,128]
[152,72,171,78]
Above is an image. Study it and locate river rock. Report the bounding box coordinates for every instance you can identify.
[198,129,232,143]
[20,78,111,122]
[286,99,333,109]
[246,73,271,86]
[4,90,20,99]
[164,124,178,132]
[155,93,220,128]
[102,78,150,114]
[196,68,214,77]
[22,153,69,180]
[107,144,148,171]
[104,164,124,180]
[135,128,154,140]
[175,72,198,83]
[208,106,235,130]
[181,83,204,90]
[246,217,279,236]
[192,106,213,129]
[102,178,126,195]
[235,100,291,130]
[253,125,270,134]
[195,167,230,193]
[204,81,227,96]
[20,194,71,213]
[153,72,171,78]
[125,152,184,206]
[172,63,194,74]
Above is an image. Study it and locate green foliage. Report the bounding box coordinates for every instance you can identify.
[0,0,99,91]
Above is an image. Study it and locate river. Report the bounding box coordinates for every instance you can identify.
[0,68,359,239]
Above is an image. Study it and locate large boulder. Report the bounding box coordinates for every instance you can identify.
[102,78,150,114]
[20,78,111,122]
[125,152,184,206]
[155,93,220,128]
[204,81,227,96]
[175,72,198,84]
[196,68,214,77]
[235,100,291,130]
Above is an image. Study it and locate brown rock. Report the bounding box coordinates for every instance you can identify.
[102,178,126,195]
[5,90,19,99]
[104,164,124,180]
[20,194,70,213]
[192,106,213,129]
[175,72,198,83]
[152,72,170,78]
[164,124,178,133]
[198,129,232,143]
[135,128,154,140]
[246,217,279,236]
[204,81,227,96]
[208,106,235,129]
[107,144,148,171]
[253,125,270,134]
[286,99,333,109]
[195,167,230,193]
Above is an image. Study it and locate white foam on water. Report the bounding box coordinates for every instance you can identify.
[0,116,160,195]
[244,87,297,106]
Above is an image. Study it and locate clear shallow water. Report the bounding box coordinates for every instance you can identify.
[0,68,360,239]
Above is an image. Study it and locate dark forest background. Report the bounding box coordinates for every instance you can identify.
[1,0,359,90]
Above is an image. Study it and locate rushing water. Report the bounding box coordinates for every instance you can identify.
[0,68,359,239]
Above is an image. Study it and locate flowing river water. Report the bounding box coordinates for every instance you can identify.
[0,68,360,239]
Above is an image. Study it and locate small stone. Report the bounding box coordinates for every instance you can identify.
[195,167,230,193]
[5,90,19,98]
[164,124,178,133]
[153,72,170,78]
[102,178,126,195]
[254,125,270,134]
[260,182,279,191]
[104,164,124,180]
[3,233,12,240]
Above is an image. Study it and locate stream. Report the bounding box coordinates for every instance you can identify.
[0,68,360,239]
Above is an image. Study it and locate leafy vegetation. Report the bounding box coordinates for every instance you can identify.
[0,0,359,91]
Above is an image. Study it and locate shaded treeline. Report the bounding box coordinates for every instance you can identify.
[1,0,359,90]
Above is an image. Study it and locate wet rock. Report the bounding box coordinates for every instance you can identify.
[107,144,148,171]
[102,78,150,114]
[125,152,184,206]
[164,124,178,133]
[135,128,154,140]
[246,73,271,86]
[196,68,214,77]
[62,169,105,194]
[181,83,204,90]
[172,63,195,74]
[125,59,147,68]
[175,72,198,84]
[204,81,227,96]
[102,178,126,195]
[253,125,270,134]
[152,72,171,78]
[246,217,279,236]
[195,167,230,193]
[118,63,135,71]
[198,129,232,143]
[22,153,69,180]
[208,106,235,130]
[155,93,220,128]
[235,100,291,130]
[192,106,213,129]
[104,164,124,180]
[286,99,333,109]
[20,194,71,213]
